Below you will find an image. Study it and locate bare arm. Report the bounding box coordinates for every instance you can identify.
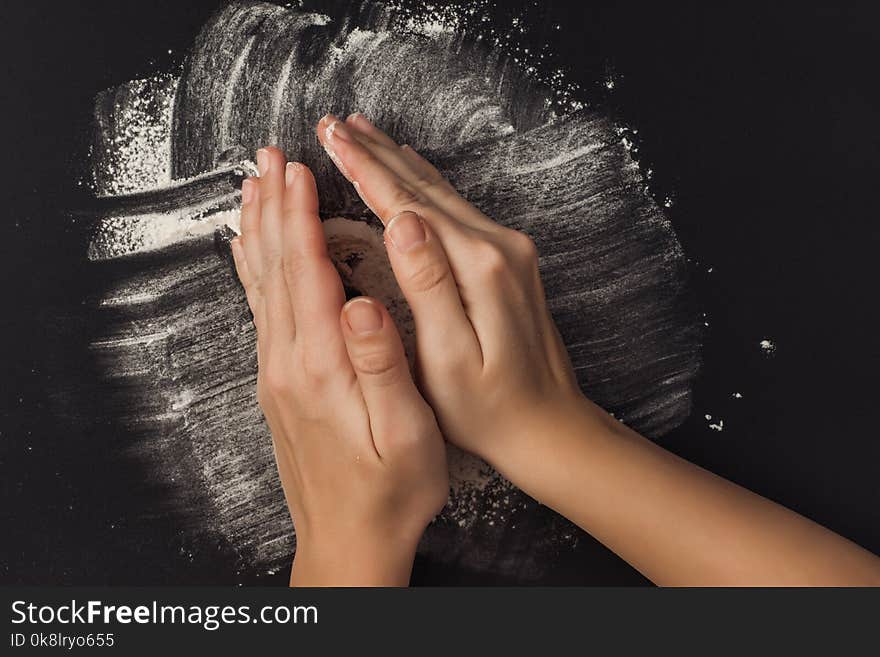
[494,396,880,586]
[318,112,880,586]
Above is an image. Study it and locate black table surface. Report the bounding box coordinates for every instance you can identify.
[1,1,878,585]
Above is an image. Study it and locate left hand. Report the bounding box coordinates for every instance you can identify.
[230,147,448,586]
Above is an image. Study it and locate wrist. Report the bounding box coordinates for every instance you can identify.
[290,530,420,587]
[482,392,623,490]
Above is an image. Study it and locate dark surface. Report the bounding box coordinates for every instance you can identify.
[1,1,878,585]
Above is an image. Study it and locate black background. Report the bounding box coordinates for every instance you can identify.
[1,1,878,584]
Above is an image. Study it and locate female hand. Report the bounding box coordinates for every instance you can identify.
[316,114,607,469]
[230,147,448,586]
[316,115,880,586]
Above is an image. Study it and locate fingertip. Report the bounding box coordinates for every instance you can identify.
[289,160,317,186]
[258,144,286,159]
[258,146,288,179]
[285,161,303,187]
[345,113,373,143]
[239,177,261,235]
[256,149,268,176]
[316,113,338,138]
[347,112,373,131]
[342,297,385,336]
[282,161,320,219]
[241,178,256,204]
[348,113,400,150]
[399,143,430,167]
[314,117,325,142]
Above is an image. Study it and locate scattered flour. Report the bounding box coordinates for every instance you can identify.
[759,339,776,355]
[84,0,701,575]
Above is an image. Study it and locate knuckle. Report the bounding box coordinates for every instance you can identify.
[475,241,508,277]
[411,168,445,191]
[353,349,401,383]
[262,145,285,159]
[508,230,538,262]
[281,254,305,282]
[382,183,422,215]
[406,259,451,294]
[260,187,279,205]
[299,349,333,389]
[261,248,282,273]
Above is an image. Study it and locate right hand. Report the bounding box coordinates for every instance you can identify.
[316,115,880,587]
[317,113,608,466]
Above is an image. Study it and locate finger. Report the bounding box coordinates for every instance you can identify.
[317,115,451,227]
[340,297,430,456]
[317,114,415,220]
[239,178,263,283]
[281,161,349,365]
[345,112,399,149]
[230,236,259,317]
[345,113,498,231]
[383,211,478,361]
[256,147,296,346]
[256,147,287,260]
[345,113,443,191]
[238,178,268,365]
[231,234,266,368]
[318,115,487,301]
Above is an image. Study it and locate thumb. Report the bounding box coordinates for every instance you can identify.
[340,297,427,454]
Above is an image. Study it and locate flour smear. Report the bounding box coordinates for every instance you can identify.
[85,0,702,577]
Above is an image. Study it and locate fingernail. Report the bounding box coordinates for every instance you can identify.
[256,149,270,176]
[285,162,302,186]
[348,112,371,126]
[344,298,383,335]
[386,211,426,253]
[241,178,255,204]
[325,119,352,144]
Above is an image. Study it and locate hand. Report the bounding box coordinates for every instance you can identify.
[316,114,609,468]
[230,147,448,586]
[316,115,880,587]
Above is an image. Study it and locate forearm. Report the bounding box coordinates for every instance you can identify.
[490,397,880,586]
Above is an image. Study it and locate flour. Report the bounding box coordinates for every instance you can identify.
[760,339,777,355]
[89,210,241,261]
[90,74,177,196]
[84,0,701,578]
